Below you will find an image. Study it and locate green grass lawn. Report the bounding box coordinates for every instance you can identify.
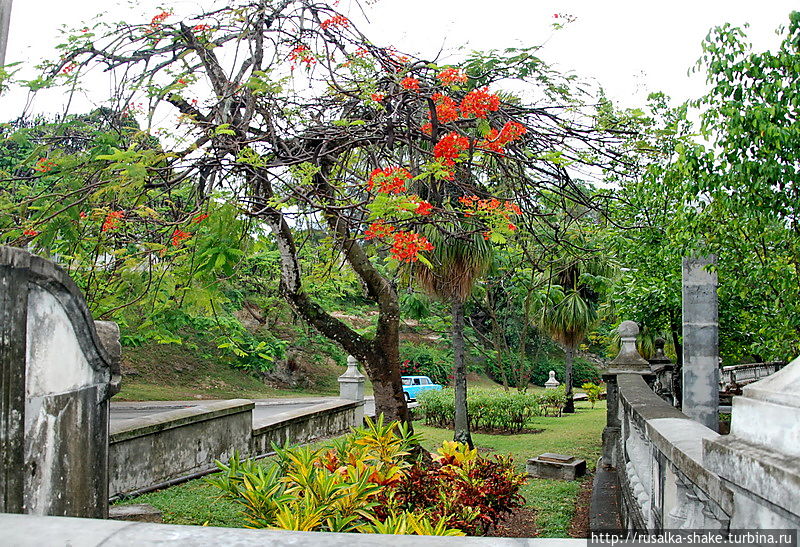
[116,399,605,537]
[414,399,606,537]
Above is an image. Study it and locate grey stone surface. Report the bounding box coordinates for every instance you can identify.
[526,454,586,480]
[339,355,365,423]
[0,513,583,546]
[0,246,118,518]
[109,503,163,523]
[703,356,800,529]
[681,256,719,431]
[108,397,361,499]
[608,321,650,373]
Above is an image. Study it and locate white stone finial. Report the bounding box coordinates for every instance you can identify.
[545,370,560,389]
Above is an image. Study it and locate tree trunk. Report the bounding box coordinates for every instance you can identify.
[563,344,575,414]
[452,299,473,448]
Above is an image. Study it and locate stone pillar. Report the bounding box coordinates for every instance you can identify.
[0,247,120,518]
[339,355,365,424]
[682,256,719,431]
[602,321,652,467]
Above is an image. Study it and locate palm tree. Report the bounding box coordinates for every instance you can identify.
[416,227,491,447]
[539,288,596,413]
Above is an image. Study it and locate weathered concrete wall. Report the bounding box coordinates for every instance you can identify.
[615,373,731,533]
[704,356,800,530]
[251,399,360,455]
[1,246,120,518]
[681,256,720,431]
[0,513,582,546]
[109,398,361,498]
[109,400,253,498]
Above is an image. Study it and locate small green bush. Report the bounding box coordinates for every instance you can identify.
[581,382,604,408]
[418,388,545,432]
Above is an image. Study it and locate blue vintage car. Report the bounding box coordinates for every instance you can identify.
[401,375,442,401]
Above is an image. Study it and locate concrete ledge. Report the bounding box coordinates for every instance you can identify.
[252,399,360,434]
[0,513,582,546]
[110,399,255,443]
[617,373,733,519]
[704,435,800,516]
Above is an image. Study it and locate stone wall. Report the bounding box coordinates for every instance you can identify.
[0,513,580,546]
[1,246,120,518]
[109,398,361,498]
[599,339,800,534]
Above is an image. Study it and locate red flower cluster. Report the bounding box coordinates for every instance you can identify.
[23,228,39,237]
[370,93,385,102]
[460,87,501,119]
[289,45,316,70]
[320,15,349,29]
[60,63,77,75]
[458,196,521,236]
[431,93,459,123]
[437,68,468,86]
[101,211,124,232]
[414,199,433,216]
[364,220,395,240]
[150,11,170,28]
[34,158,57,173]
[433,132,470,166]
[390,231,434,262]
[367,167,411,194]
[400,77,420,91]
[191,213,209,223]
[477,120,528,153]
[171,228,191,246]
[192,24,211,32]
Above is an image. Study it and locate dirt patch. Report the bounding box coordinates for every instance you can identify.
[568,476,593,538]
[488,506,538,538]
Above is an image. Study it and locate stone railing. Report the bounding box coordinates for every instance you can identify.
[109,398,362,499]
[614,373,731,532]
[596,320,800,533]
[719,361,786,392]
[1,246,121,518]
[0,513,581,546]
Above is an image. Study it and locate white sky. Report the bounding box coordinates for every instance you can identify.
[2,0,797,116]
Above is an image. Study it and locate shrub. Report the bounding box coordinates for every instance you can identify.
[539,385,568,417]
[207,417,472,535]
[399,342,452,385]
[581,382,604,408]
[206,417,527,536]
[528,356,602,386]
[389,441,527,535]
[418,388,542,431]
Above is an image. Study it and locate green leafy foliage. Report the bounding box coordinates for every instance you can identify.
[419,387,563,431]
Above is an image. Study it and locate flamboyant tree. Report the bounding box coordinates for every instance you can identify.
[6,1,634,421]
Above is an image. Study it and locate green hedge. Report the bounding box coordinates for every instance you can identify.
[417,387,568,432]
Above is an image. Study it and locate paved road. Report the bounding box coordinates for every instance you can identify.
[110,397,377,428]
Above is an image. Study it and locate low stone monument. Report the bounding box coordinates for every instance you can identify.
[704,356,800,529]
[544,370,560,389]
[527,453,586,480]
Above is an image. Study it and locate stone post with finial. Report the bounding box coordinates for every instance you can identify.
[338,355,365,424]
[648,337,676,406]
[602,321,652,467]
